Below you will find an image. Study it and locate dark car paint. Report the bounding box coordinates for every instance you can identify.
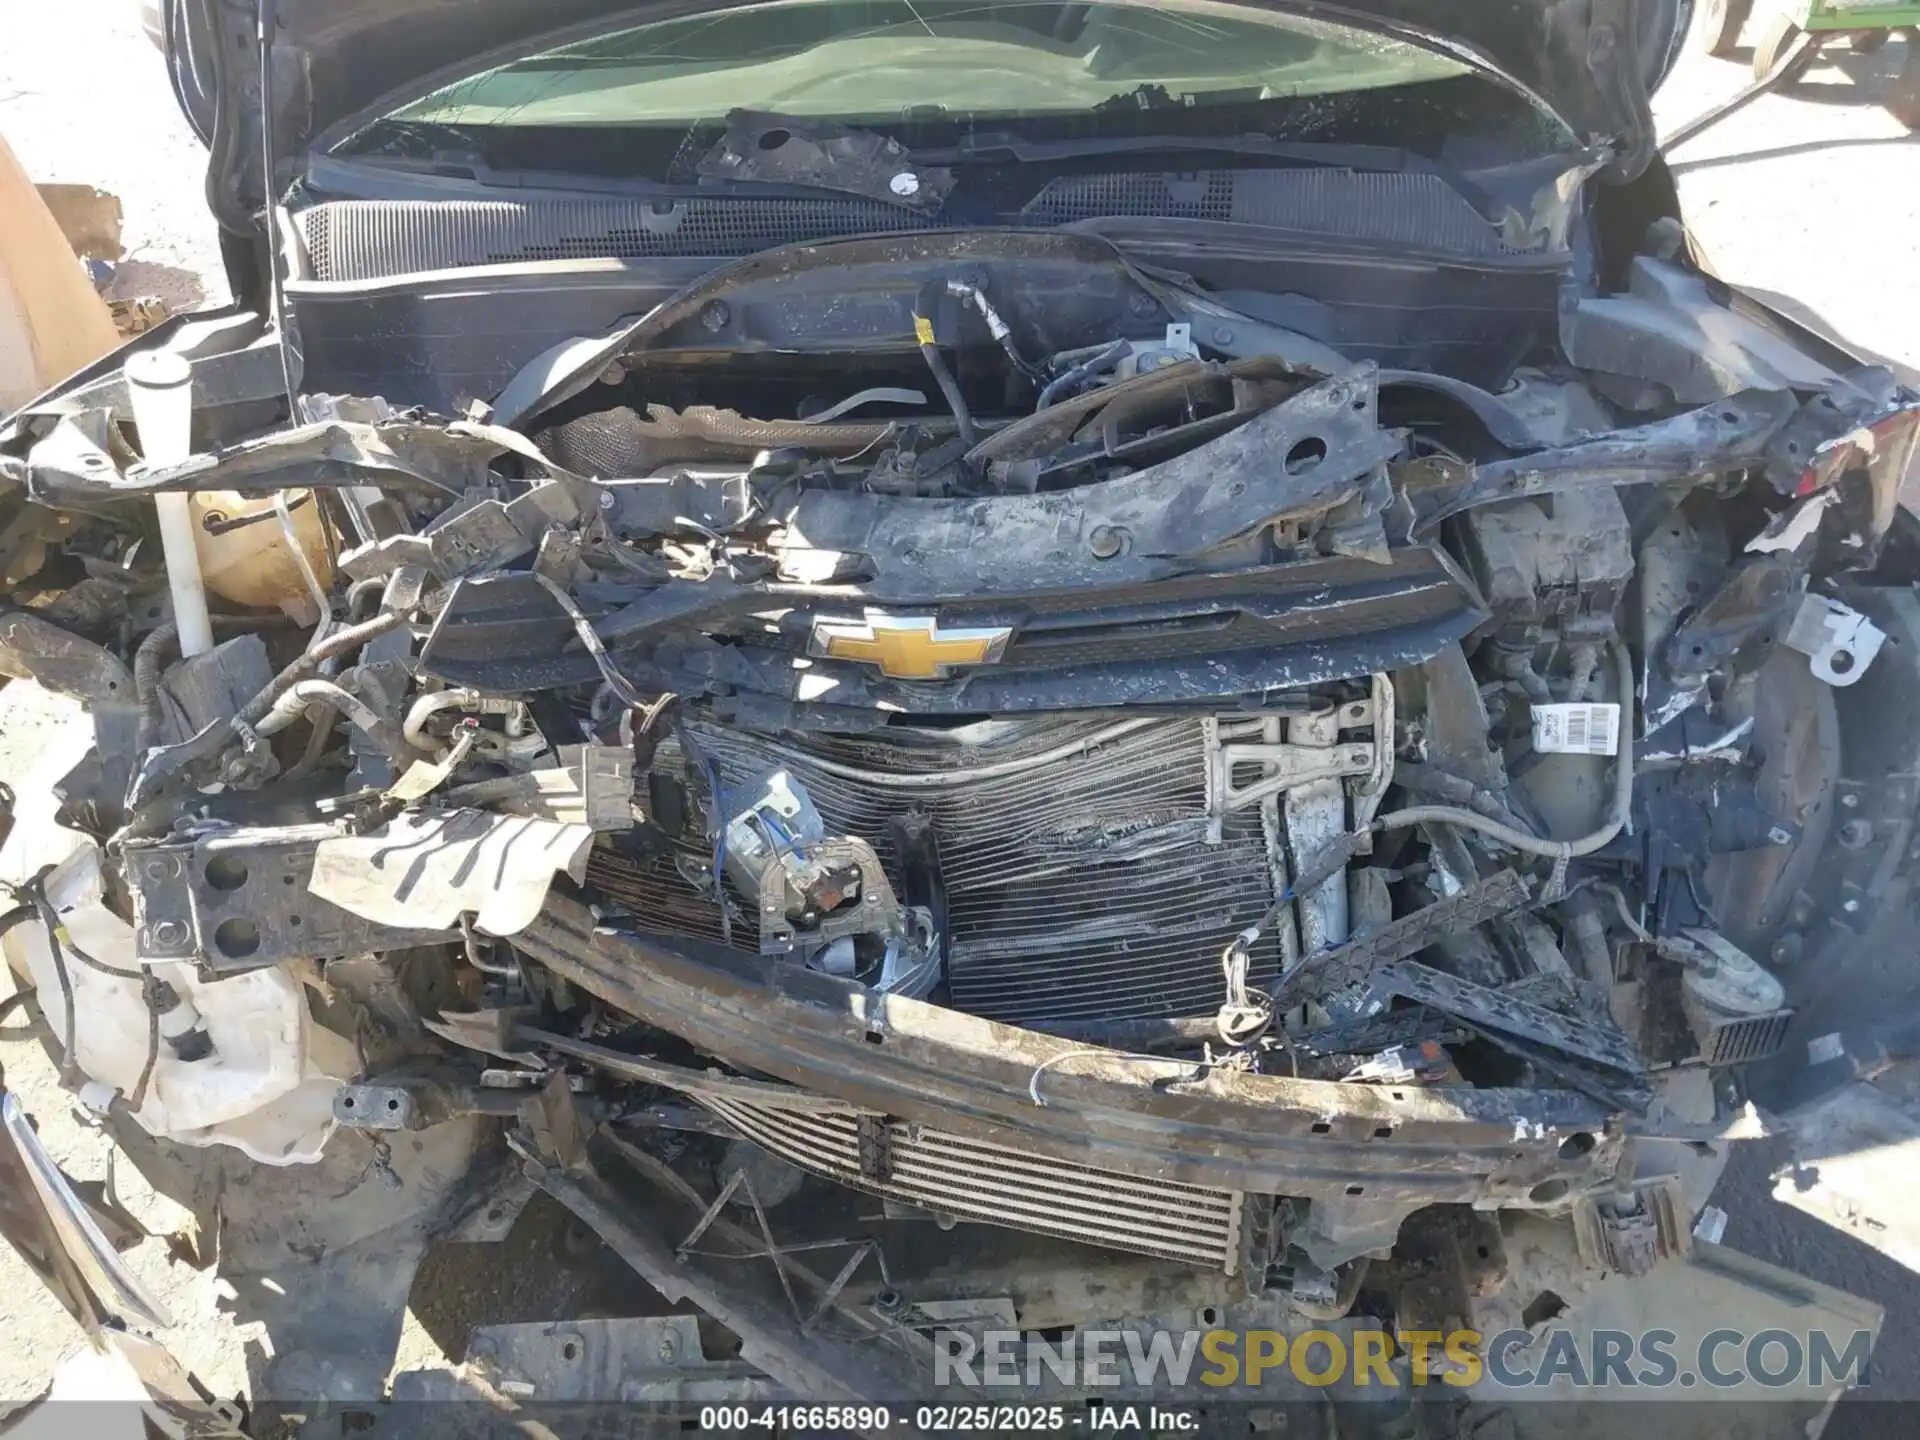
[194,0,1688,249]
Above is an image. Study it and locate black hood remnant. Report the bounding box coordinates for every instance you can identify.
[189,0,1688,248]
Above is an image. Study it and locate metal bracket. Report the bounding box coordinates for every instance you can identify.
[465,1315,773,1403]
[1783,593,1885,687]
[127,825,451,973]
[393,1314,779,1404]
[1349,674,1397,835]
[333,1074,527,1131]
[335,1083,425,1132]
[751,835,906,963]
[1204,711,1376,843]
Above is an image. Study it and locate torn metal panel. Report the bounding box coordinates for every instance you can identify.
[1760,370,1904,497]
[776,364,1393,595]
[1411,388,1800,532]
[1271,869,1532,1012]
[309,809,593,937]
[1792,404,1920,565]
[1374,960,1643,1076]
[28,414,513,503]
[0,609,133,701]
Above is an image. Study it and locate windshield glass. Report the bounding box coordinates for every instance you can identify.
[331,0,1576,177]
[383,1,1471,127]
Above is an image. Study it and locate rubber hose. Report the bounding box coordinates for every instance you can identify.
[913,282,977,445]
[917,343,977,446]
[235,611,406,729]
[1037,339,1130,410]
[403,688,487,752]
[256,678,414,767]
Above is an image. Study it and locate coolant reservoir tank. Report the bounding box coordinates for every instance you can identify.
[188,490,334,624]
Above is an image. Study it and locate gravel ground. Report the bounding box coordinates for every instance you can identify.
[1,0,1918,1421]
[0,1,225,317]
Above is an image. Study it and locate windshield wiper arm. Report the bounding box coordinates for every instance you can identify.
[310,150,942,211]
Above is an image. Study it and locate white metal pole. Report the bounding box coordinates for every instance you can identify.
[125,350,212,657]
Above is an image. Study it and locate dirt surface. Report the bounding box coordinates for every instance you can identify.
[0,0,1917,1421]
[1652,29,1920,381]
[0,1,225,319]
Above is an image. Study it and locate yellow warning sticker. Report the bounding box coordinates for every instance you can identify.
[913,316,936,346]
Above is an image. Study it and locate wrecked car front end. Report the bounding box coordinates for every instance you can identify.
[3,0,1920,1428]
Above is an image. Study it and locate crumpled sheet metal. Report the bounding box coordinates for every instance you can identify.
[24,412,534,504]
[1791,403,1920,551]
[0,609,132,701]
[308,808,593,937]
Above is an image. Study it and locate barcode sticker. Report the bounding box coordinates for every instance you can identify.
[1531,702,1620,756]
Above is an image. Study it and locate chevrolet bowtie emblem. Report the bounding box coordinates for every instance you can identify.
[809,612,1012,679]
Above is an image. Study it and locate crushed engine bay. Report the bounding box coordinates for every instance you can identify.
[3,216,1920,1422]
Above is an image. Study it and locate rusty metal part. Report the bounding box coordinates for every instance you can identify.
[1269,869,1531,1012]
[1571,1177,1691,1276]
[1411,388,1799,532]
[512,891,1622,1268]
[515,1137,931,1403]
[0,609,134,701]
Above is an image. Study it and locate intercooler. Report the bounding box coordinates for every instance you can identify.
[587,715,1287,1028]
[701,1092,1249,1273]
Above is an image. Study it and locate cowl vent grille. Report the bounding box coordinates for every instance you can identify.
[297,197,928,281]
